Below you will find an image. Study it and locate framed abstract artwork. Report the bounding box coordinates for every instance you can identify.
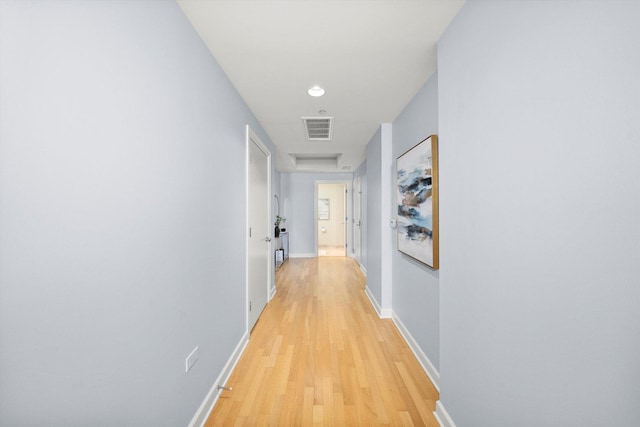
[396,135,439,269]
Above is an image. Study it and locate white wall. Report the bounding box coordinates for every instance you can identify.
[0,1,275,425]
[438,1,640,425]
[280,172,353,256]
[391,73,440,371]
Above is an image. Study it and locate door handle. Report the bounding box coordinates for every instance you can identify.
[264,237,271,242]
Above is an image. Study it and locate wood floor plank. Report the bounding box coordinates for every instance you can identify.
[205,257,439,425]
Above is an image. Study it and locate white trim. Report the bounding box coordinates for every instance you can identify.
[380,308,393,319]
[364,287,392,318]
[353,175,362,264]
[246,125,273,333]
[269,286,277,301]
[188,332,249,427]
[359,263,367,277]
[245,126,250,335]
[314,179,353,259]
[392,312,440,391]
[289,253,316,258]
[434,401,457,427]
[380,123,393,315]
[364,286,382,317]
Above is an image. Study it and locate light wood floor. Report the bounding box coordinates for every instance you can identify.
[205,257,439,426]
[317,245,346,257]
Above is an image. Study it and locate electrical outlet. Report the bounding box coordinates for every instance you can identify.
[185,346,199,373]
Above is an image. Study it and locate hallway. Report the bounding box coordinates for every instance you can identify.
[206,257,439,425]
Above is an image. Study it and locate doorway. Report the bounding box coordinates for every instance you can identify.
[246,126,272,332]
[316,182,348,257]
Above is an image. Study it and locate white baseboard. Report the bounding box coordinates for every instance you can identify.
[391,312,440,392]
[380,308,393,319]
[289,253,316,258]
[188,332,249,427]
[434,401,457,427]
[269,286,277,301]
[359,263,367,277]
[364,287,393,319]
[364,286,382,317]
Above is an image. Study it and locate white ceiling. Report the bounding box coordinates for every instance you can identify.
[177,0,464,173]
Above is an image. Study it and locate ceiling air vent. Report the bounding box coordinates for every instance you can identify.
[302,117,333,141]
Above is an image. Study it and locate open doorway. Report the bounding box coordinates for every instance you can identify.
[316,182,347,257]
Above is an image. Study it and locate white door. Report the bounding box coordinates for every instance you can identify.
[247,129,271,332]
[353,177,362,264]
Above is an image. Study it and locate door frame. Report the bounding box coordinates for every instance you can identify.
[353,176,362,264]
[314,180,353,257]
[245,125,273,333]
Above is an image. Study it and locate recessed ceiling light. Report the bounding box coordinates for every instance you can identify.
[308,86,325,97]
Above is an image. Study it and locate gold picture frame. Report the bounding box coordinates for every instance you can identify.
[396,135,439,269]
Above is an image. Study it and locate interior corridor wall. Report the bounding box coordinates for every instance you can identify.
[0,1,275,425]
[364,128,383,305]
[271,168,282,294]
[353,161,368,272]
[391,73,440,372]
[438,1,640,425]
